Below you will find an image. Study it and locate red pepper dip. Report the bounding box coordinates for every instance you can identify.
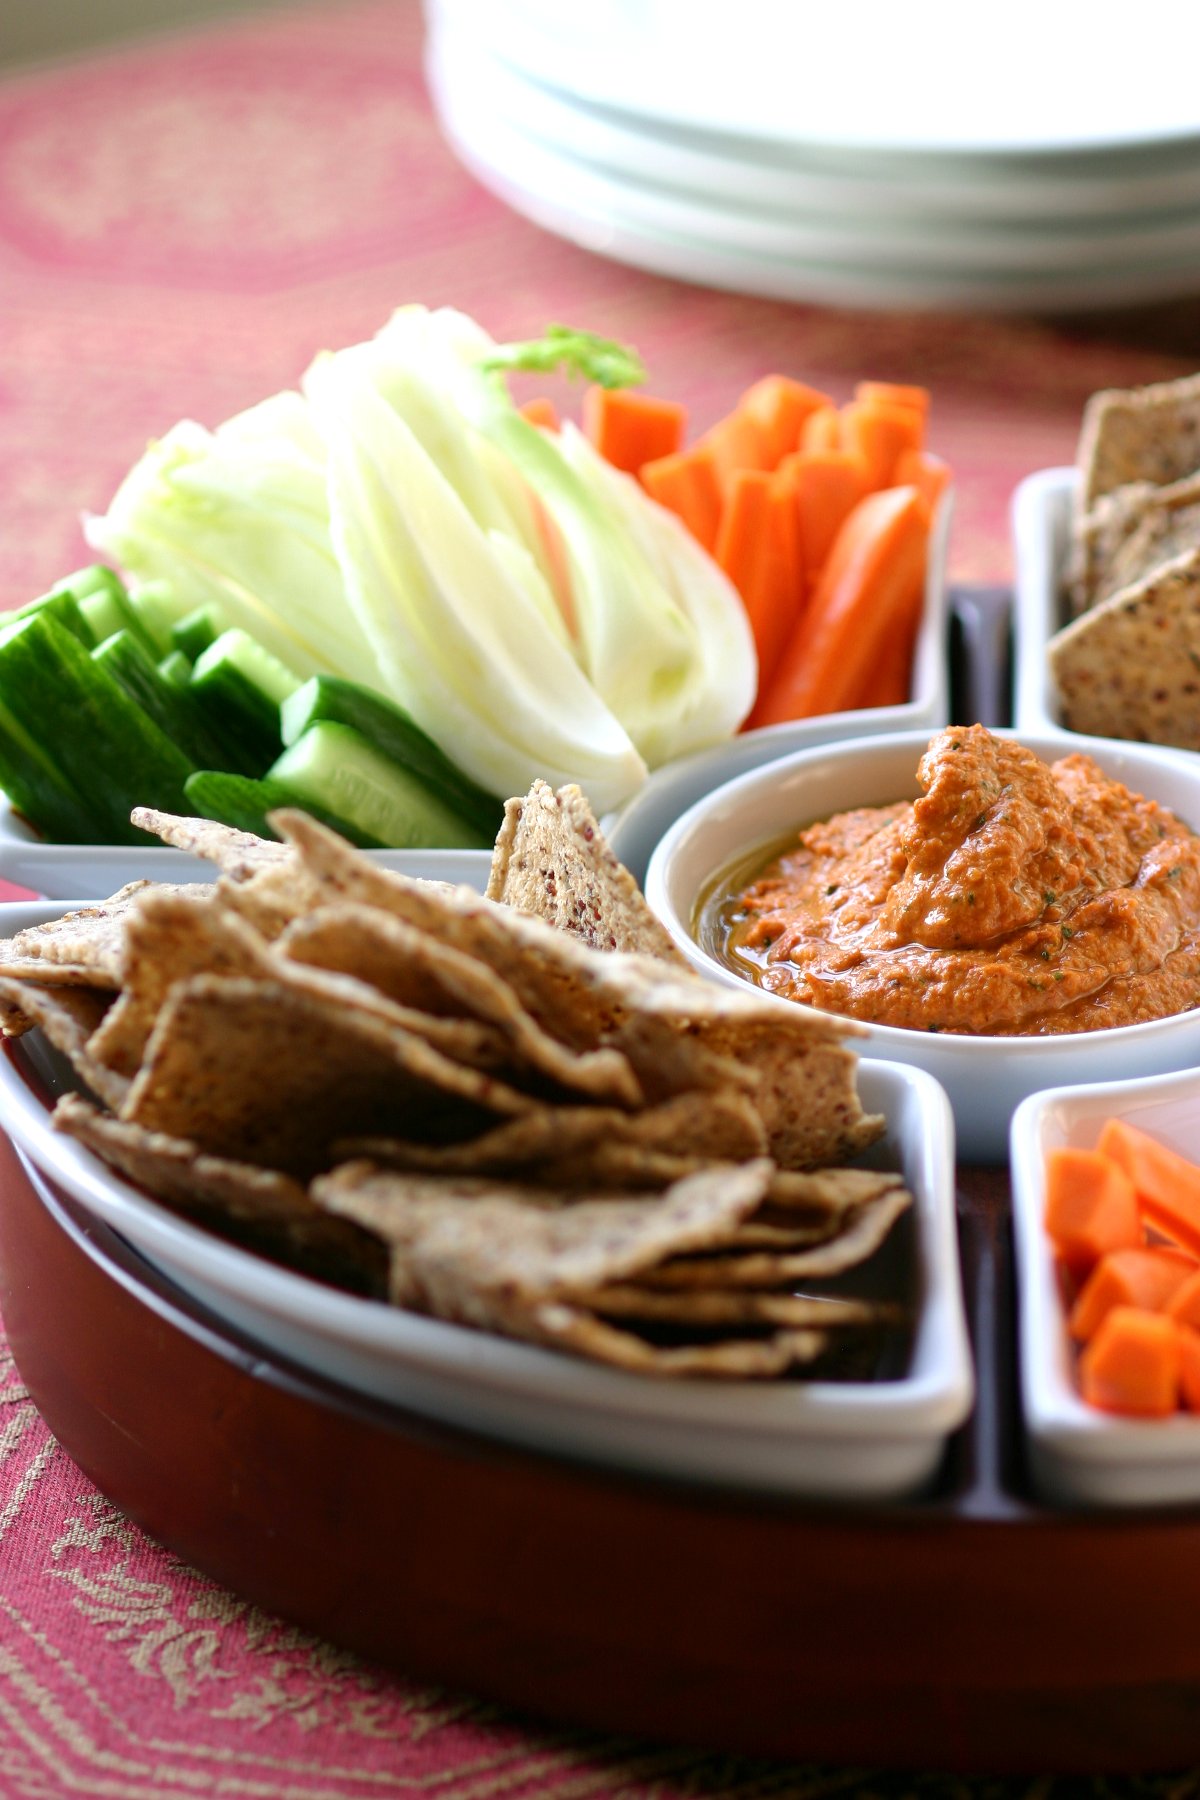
[723,724,1200,1036]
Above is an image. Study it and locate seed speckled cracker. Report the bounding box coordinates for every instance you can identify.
[1049,545,1200,749]
[1078,372,1200,510]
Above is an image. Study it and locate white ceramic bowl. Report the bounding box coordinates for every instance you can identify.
[1011,1068,1200,1507]
[645,727,1200,1164]
[0,893,971,1500]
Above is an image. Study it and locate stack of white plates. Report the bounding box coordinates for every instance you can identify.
[424,0,1200,312]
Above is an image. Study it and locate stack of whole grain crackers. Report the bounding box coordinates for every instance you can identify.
[1052,371,1200,748]
[0,781,912,1380]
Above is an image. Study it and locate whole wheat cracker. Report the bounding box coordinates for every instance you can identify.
[1049,544,1200,749]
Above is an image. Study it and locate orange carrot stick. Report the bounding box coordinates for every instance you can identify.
[853,615,917,710]
[1044,1145,1143,1277]
[737,375,832,466]
[1078,1307,1182,1416]
[854,380,931,417]
[777,448,873,581]
[746,484,927,728]
[639,444,723,554]
[1097,1118,1200,1257]
[1068,1245,1197,1341]
[798,404,842,455]
[894,447,952,515]
[525,488,577,640]
[701,410,774,490]
[840,398,925,489]
[582,386,686,474]
[715,468,804,693]
[519,397,559,431]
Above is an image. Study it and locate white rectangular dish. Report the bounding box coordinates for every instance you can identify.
[1011,1067,1200,1508]
[0,494,952,900]
[0,894,972,1500]
[0,819,494,903]
[1011,464,1076,736]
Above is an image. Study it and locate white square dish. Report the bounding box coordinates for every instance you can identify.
[0,895,972,1501]
[0,809,494,902]
[1011,464,1077,736]
[1011,1068,1200,1508]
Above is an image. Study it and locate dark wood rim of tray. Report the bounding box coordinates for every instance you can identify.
[6,1130,1200,1778]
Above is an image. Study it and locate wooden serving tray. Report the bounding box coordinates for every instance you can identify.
[5,1129,1200,1778]
[5,592,1200,1775]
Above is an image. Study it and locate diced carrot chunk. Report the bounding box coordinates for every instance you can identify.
[1068,1245,1197,1341]
[1044,1145,1142,1276]
[1078,1307,1181,1417]
[1178,1327,1200,1410]
[1097,1118,1200,1257]
[1167,1266,1200,1330]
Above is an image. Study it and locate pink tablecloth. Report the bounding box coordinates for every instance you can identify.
[3,5,1200,1794]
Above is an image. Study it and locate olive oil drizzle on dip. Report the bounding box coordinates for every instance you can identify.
[712,725,1200,1037]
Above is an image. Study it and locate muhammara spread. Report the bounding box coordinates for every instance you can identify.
[722,724,1200,1036]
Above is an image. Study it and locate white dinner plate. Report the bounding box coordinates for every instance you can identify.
[0,890,972,1500]
[429,46,1200,275]
[429,21,1200,233]
[429,0,1200,157]
[431,77,1200,313]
